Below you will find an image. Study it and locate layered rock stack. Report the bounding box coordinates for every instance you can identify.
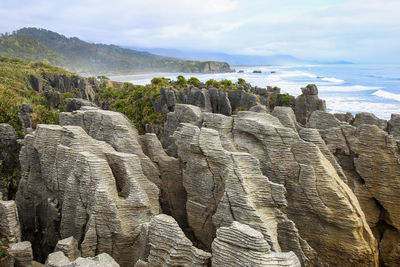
[2,83,400,266]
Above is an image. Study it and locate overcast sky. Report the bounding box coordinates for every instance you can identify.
[1,0,399,63]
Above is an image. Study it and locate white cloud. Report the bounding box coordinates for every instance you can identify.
[0,0,399,63]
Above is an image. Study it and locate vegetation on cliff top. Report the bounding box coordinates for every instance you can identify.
[0,28,232,75]
[0,56,69,134]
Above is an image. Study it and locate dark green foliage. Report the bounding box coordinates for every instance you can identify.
[206,79,238,90]
[277,93,294,107]
[237,78,246,85]
[188,77,200,87]
[175,75,187,88]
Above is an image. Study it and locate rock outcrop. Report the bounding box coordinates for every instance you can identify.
[54,237,80,261]
[0,199,21,244]
[352,112,387,130]
[18,103,33,134]
[294,84,326,125]
[8,241,33,267]
[388,114,400,141]
[138,214,211,266]
[16,124,159,265]
[0,123,21,199]
[212,221,301,267]
[45,251,119,267]
[307,111,400,266]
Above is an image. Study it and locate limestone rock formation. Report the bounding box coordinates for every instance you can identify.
[388,114,400,141]
[307,111,400,266]
[64,98,97,112]
[45,251,119,267]
[18,103,33,134]
[140,133,187,228]
[272,106,300,132]
[231,111,377,266]
[173,120,316,266]
[334,112,354,123]
[16,124,159,265]
[138,214,211,266]
[352,112,387,130]
[8,241,33,267]
[54,237,80,261]
[0,199,21,244]
[0,123,21,199]
[294,85,326,125]
[212,221,301,267]
[60,107,161,188]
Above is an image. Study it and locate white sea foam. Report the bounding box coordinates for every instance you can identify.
[325,96,398,120]
[321,77,345,84]
[373,89,400,102]
[318,85,381,92]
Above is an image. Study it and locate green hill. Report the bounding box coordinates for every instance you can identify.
[1,28,232,75]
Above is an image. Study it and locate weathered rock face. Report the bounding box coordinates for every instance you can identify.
[60,108,161,188]
[212,221,301,267]
[307,111,400,266]
[173,119,316,266]
[294,85,326,125]
[138,214,211,266]
[8,241,33,267]
[140,134,187,229]
[16,124,159,265]
[388,114,400,141]
[231,111,377,266]
[18,103,33,134]
[0,199,21,244]
[0,123,21,199]
[64,98,97,112]
[45,251,119,267]
[54,237,80,261]
[272,106,300,132]
[352,112,387,130]
[334,112,354,123]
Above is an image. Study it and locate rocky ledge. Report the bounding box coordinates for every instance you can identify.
[1,83,400,266]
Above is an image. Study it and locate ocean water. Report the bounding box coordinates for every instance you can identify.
[110,64,400,119]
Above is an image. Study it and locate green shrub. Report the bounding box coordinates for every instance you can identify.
[277,93,293,106]
[188,77,200,87]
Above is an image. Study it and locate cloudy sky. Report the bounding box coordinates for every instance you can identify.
[1,0,399,63]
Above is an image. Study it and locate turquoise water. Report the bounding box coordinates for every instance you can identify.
[111,64,400,119]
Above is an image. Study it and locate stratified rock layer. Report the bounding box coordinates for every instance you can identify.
[212,221,301,267]
[16,124,159,266]
[307,110,400,266]
[138,214,211,266]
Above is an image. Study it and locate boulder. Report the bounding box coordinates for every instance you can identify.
[352,112,387,130]
[212,221,301,267]
[44,91,61,109]
[307,110,342,129]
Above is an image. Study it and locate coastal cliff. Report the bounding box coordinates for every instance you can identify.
[1,63,400,266]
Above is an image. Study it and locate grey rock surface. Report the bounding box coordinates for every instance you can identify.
[211,221,301,267]
[54,237,80,261]
[18,103,33,134]
[8,241,33,267]
[0,199,21,244]
[16,124,159,266]
[140,214,211,266]
[45,251,119,267]
[294,85,326,125]
[352,112,387,130]
[65,98,96,112]
[272,106,300,132]
[388,114,400,141]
